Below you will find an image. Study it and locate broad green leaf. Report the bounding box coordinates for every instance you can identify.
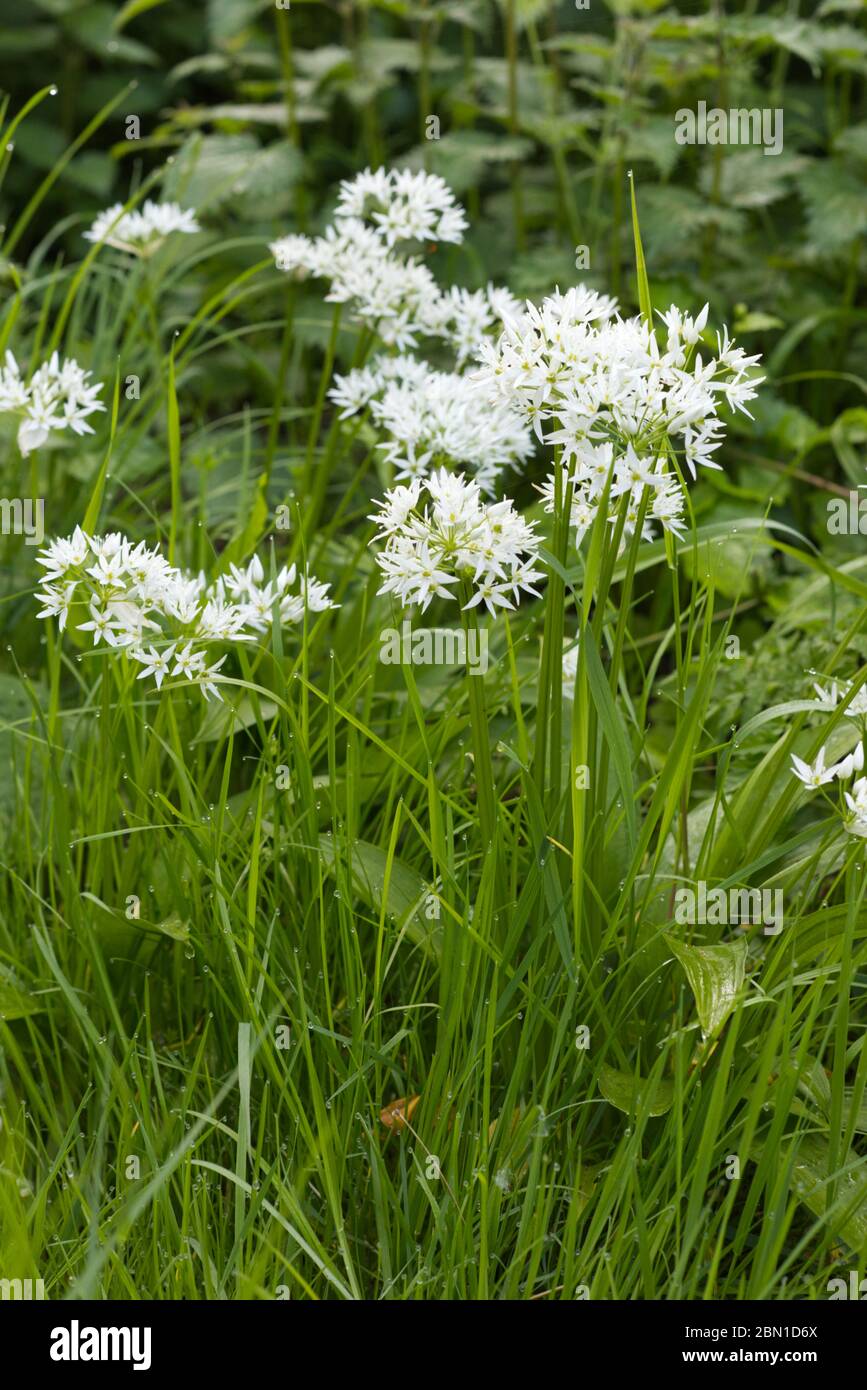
[753,1134,867,1250]
[193,694,278,744]
[317,835,441,958]
[800,162,867,252]
[666,934,748,1039]
[598,1063,674,1117]
[0,973,46,1021]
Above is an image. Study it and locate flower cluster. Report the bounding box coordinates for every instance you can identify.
[333,167,467,246]
[809,677,867,721]
[537,441,688,546]
[84,200,200,256]
[34,529,336,701]
[0,350,105,456]
[369,469,543,616]
[791,741,867,835]
[329,353,533,494]
[475,285,764,548]
[272,168,513,354]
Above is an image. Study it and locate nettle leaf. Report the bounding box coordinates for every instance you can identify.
[206,0,267,44]
[699,150,805,210]
[666,935,747,1040]
[294,45,353,85]
[602,0,669,16]
[509,244,596,298]
[818,23,867,65]
[163,133,257,208]
[598,1063,674,1117]
[163,133,301,213]
[621,116,684,177]
[723,16,827,72]
[818,0,865,15]
[834,120,867,161]
[358,37,453,76]
[738,391,823,456]
[491,0,548,32]
[637,185,747,262]
[799,161,867,251]
[400,131,534,195]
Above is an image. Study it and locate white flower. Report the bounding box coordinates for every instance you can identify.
[811,678,867,719]
[78,603,126,647]
[330,354,533,494]
[845,777,867,836]
[35,580,77,631]
[33,531,337,699]
[790,747,838,788]
[335,167,467,247]
[370,469,542,615]
[131,644,176,690]
[829,743,865,781]
[0,351,105,456]
[84,200,200,257]
[563,641,580,700]
[475,290,763,484]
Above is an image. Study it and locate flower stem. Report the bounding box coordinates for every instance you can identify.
[460,584,496,847]
[302,301,341,518]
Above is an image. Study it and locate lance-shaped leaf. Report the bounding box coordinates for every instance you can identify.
[666,934,747,1040]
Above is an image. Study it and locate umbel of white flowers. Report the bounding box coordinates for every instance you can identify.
[271,167,515,355]
[790,678,867,837]
[0,350,105,456]
[275,168,539,493]
[330,353,533,495]
[34,529,337,701]
[369,469,543,616]
[84,200,200,257]
[474,286,765,548]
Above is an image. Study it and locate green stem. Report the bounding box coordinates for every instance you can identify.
[302,302,342,504]
[460,583,496,848]
[505,0,526,250]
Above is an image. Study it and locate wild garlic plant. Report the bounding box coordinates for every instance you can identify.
[0,350,105,456]
[790,679,867,838]
[369,469,542,841]
[84,200,201,257]
[273,168,532,497]
[330,353,533,495]
[34,528,336,702]
[474,283,765,804]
